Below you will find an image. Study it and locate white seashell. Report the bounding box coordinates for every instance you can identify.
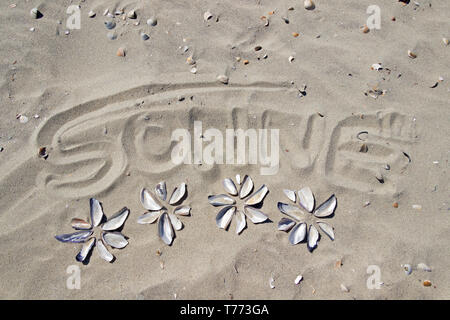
[245,185,269,206]
[304,0,315,10]
[19,115,29,123]
[107,32,117,40]
[141,32,149,41]
[223,178,238,196]
[243,206,268,224]
[235,209,246,234]
[90,198,104,227]
[278,217,296,232]
[340,284,349,292]
[103,9,109,16]
[269,276,275,289]
[55,230,93,243]
[97,239,114,262]
[30,8,41,19]
[371,63,382,71]
[295,275,303,285]
[236,174,241,185]
[417,263,431,272]
[158,212,174,245]
[443,38,449,46]
[288,222,307,244]
[76,238,95,262]
[155,181,167,201]
[102,207,129,231]
[102,232,128,249]
[239,175,254,199]
[168,213,183,231]
[217,74,229,84]
[141,188,163,210]
[216,206,235,229]
[127,10,137,19]
[208,194,235,206]
[105,21,116,29]
[307,224,319,251]
[298,187,315,213]
[190,67,197,74]
[174,206,191,216]
[88,11,96,18]
[169,182,187,205]
[277,202,303,221]
[137,210,162,224]
[147,17,157,26]
[407,50,417,59]
[283,189,296,203]
[288,55,295,63]
[204,11,213,21]
[71,218,91,230]
[313,195,337,218]
[402,264,412,275]
[317,221,335,240]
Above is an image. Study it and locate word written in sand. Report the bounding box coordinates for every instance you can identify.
[171,121,280,175]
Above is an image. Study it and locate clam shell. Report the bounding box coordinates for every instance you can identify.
[88,11,96,18]
[407,50,417,59]
[277,202,303,221]
[313,195,337,218]
[168,213,183,231]
[317,221,335,240]
[204,11,213,21]
[97,239,114,262]
[76,238,95,262]
[169,182,187,205]
[102,207,129,231]
[105,21,116,29]
[443,38,449,46]
[208,194,235,206]
[307,224,319,252]
[298,187,315,212]
[141,32,149,41]
[30,8,42,19]
[216,206,235,230]
[147,17,157,26]
[223,178,238,196]
[155,181,167,201]
[55,230,93,243]
[174,206,191,216]
[239,175,254,199]
[70,218,92,230]
[278,217,295,232]
[283,189,296,203]
[243,206,268,224]
[235,209,246,234]
[127,10,137,19]
[403,264,412,275]
[304,0,315,10]
[140,188,163,210]
[245,185,268,206]
[137,210,163,224]
[217,74,229,84]
[158,212,174,245]
[90,198,104,227]
[103,232,128,249]
[288,222,306,244]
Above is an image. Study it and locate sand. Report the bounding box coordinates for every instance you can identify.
[0,0,449,299]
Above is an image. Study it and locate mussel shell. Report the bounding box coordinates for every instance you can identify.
[243,206,268,224]
[140,188,163,211]
[288,223,306,244]
[277,202,303,221]
[158,212,174,245]
[102,232,128,249]
[90,198,105,227]
[307,224,319,252]
[71,218,92,230]
[298,187,315,213]
[223,178,238,196]
[239,175,254,199]
[155,181,167,201]
[102,207,129,231]
[169,182,187,205]
[278,217,296,232]
[208,194,235,206]
[174,206,191,216]
[283,189,296,203]
[216,206,235,229]
[317,221,334,240]
[97,239,114,262]
[76,237,95,262]
[168,213,183,231]
[244,185,269,206]
[137,210,163,224]
[235,209,246,234]
[313,195,337,218]
[55,230,93,243]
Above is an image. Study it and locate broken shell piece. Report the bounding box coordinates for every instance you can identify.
[30,8,42,19]
[141,32,149,41]
[361,25,370,33]
[186,56,196,65]
[423,280,432,287]
[88,10,96,18]
[359,144,368,153]
[190,67,197,74]
[340,284,349,292]
[282,17,289,24]
[147,17,157,26]
[294,275,303,285]
[371,63,382,71]
[116,47,126,57]
[217,74,229,84]
[105,21,116,29]
[38,147,48,159]
[269,276,275,289]
[288,56,295,63]
[443,38,449,46]
[417,263,431,272]
[19,115,29,123]
[402,264,412,275]
[127,10,137,19]
[304,0,315,10]
[407,50,417,59]
[412,204,422,210]
[292,32,299,37]
[204,11,213,21]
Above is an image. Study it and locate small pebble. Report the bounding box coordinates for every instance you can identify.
[204,11,213,21]
[304,0,315,10]
[243,59,249,65]
[412,204,422,210]
[140,32,149,41]
[393,202,399,208]
[105,21,116,30]
[30,8,41,19]
[147,17,157,26]
[116,47,126,57]
[29,27,35,32]
[19,115,29,124]
[423,280,432,287]
[292,32,299,37]
[294,275,303,285]
[190,67,197,74]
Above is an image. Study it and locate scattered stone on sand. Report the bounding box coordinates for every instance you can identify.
[190,67,197,74]
[186,56,196,65]
[243,59,249,65]
[217,74,229,84]
[18,115,28,123]
[107,32,117,40]
[38,147,48,159]
[254,46,262,51]
[443,38,449,46]
[393,202,399,208]
[412,204,422,210]
[288,55,295,63]
[423,280,432,287]
[292,32,299,37]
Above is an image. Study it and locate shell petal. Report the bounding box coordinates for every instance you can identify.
[278,217,296,232]
[298,187,315,212]
[174,206,191,216]
[102,232,128,249]
[283,189,296,203]
[239,175,254,199]
[307,224,320,252]
[216,206,235,229]
[288,223,307,245]
[169,182,187,205]
[70,218,92,230]
[244,185,269,206]
[155,181,167,201]
[168,213,183,231]
[208,194,236,206]
[90,198,104,227]
[277,202,303,221]
[243,206,268,224]
[137,210,162,224]
[97,239,114,262]
[313,195,337,218]
[140,188,163,211]
[223,178,238,196]
[55,230,93,243]
[102,207,129,231]
[235,209,246,234]
[158,212,174,245]
[75,238,95,262]
[317,221,335,240]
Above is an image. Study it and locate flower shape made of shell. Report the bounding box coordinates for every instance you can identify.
[208,174,269,234]
[137,181,190,246]
[55,198,129,263]
[277,187,337,252]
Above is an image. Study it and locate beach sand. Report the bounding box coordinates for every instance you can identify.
[0,0,449,299]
